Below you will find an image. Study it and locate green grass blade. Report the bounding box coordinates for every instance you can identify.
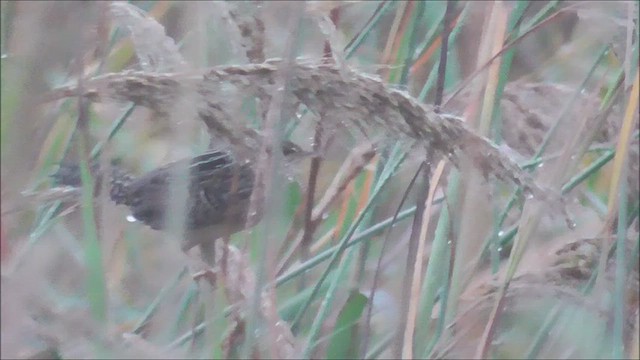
[78,138,107,324]
[325,291,368,359]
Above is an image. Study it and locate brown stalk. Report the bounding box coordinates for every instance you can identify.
[360,157,425,357]
[397,2,455,357]
[298,7,340,288]
[402,160,447,359]
[392,161,430,358]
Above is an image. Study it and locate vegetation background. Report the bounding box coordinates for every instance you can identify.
[1,1,638,359]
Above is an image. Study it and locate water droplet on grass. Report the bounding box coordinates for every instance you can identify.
[524,190,535,200]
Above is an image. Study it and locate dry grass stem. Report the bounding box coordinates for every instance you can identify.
[196,242,296,358]
[45,60,570,217]
[402,160,446,359]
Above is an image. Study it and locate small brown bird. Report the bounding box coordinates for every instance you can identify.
[52,148,285,252]
[52,139,310,255]
[110,150,255,251]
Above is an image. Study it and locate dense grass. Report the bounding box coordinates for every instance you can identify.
[1,1,638,359]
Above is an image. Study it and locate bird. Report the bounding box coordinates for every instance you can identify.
[51,143,307,252]
[110,150,255,251]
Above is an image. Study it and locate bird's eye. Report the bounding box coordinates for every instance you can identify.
[199,188,215,208]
